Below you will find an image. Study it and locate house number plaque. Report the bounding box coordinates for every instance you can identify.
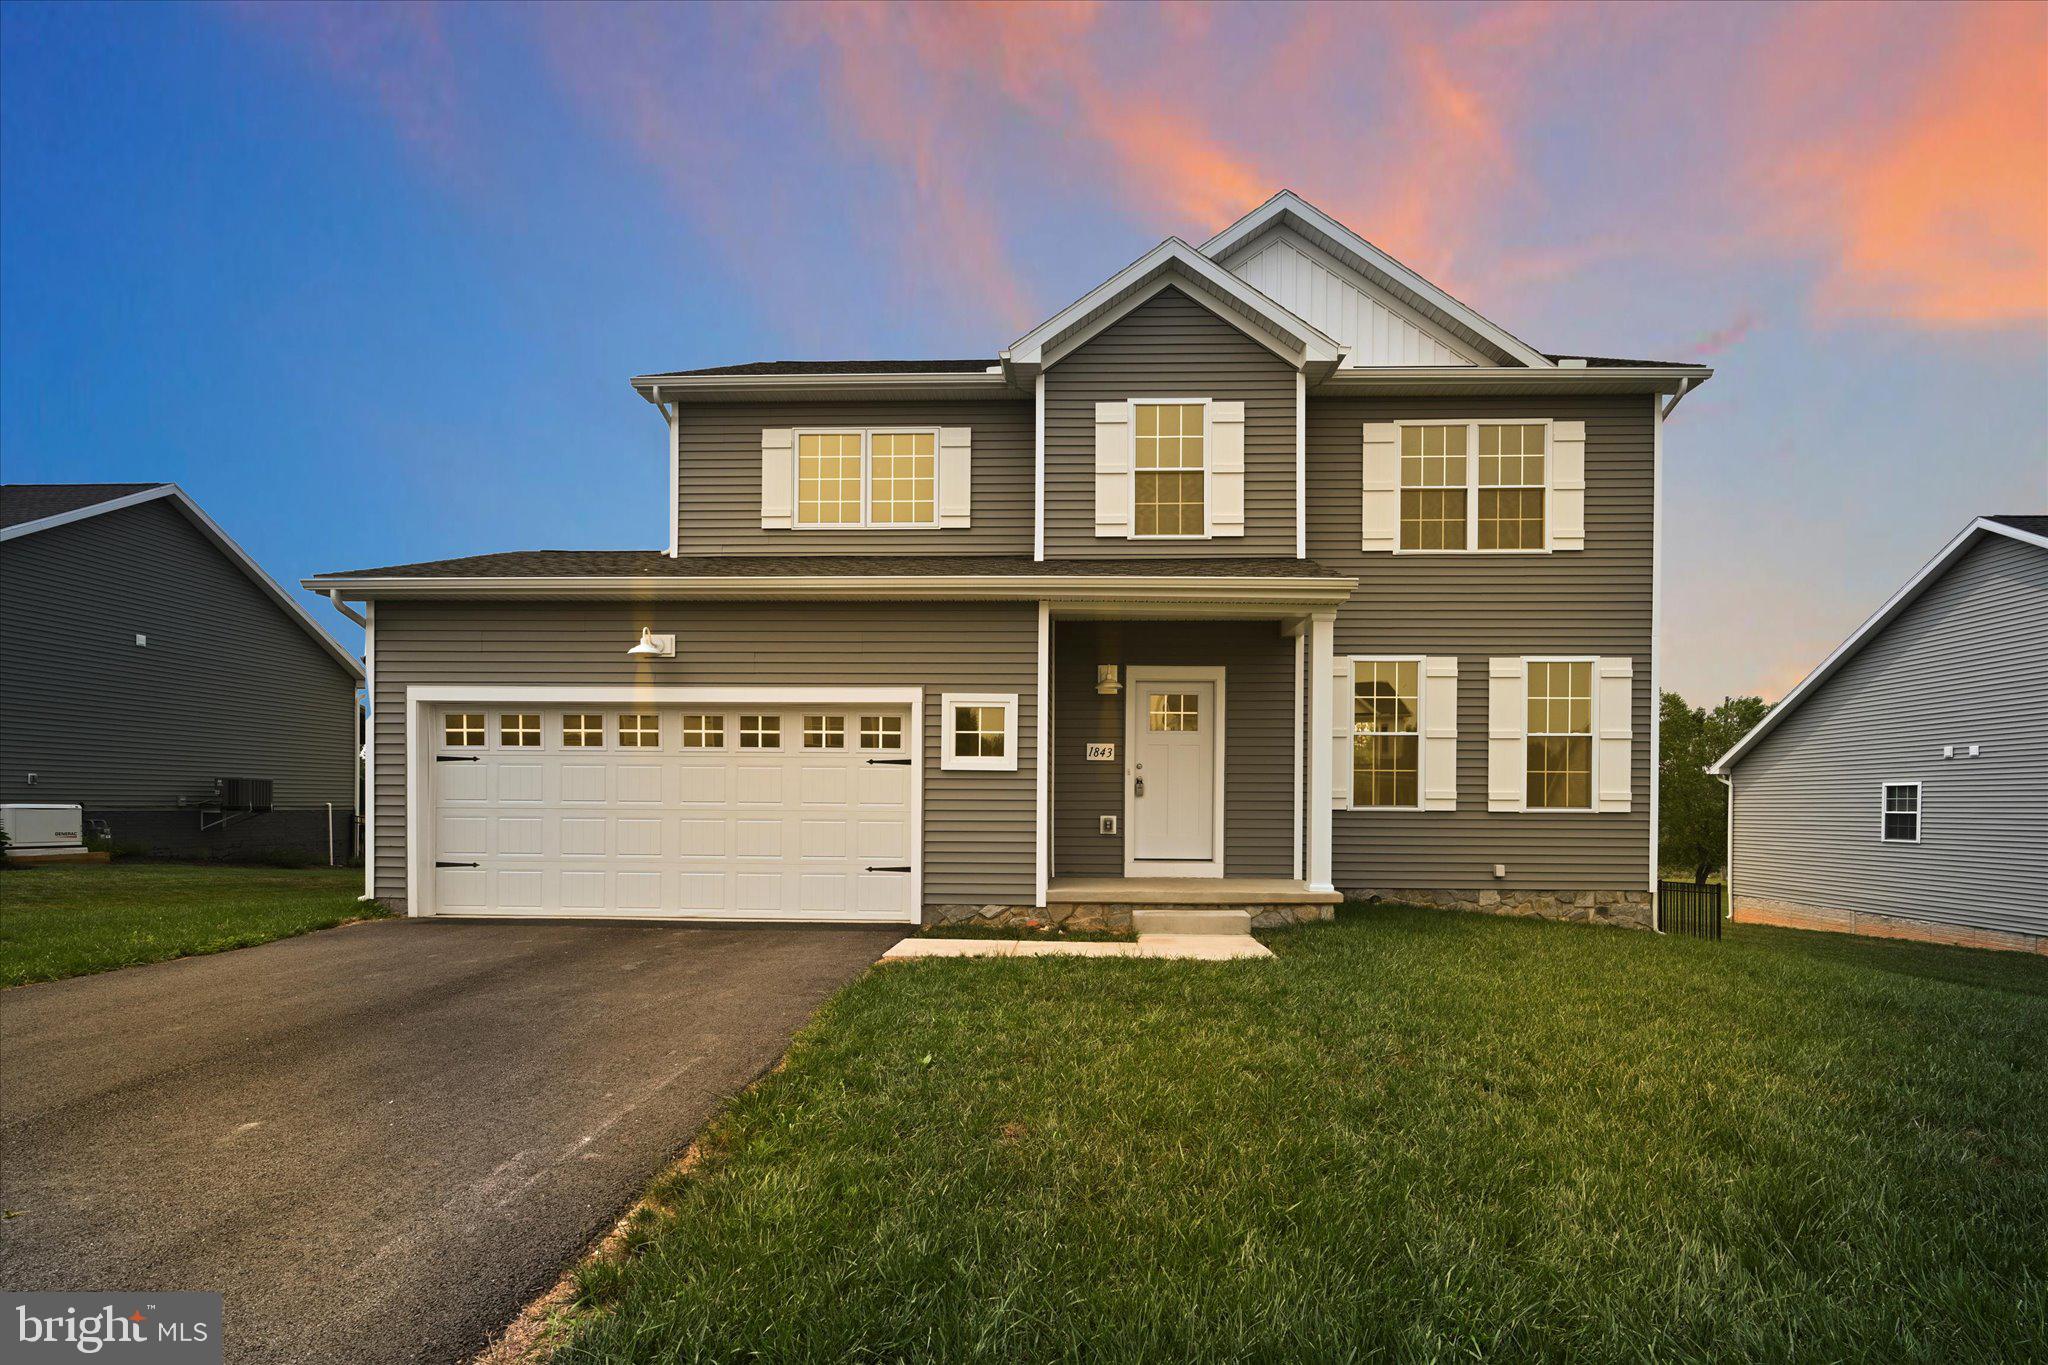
[1086,743,1116,761]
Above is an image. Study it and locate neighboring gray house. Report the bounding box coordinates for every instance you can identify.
[305,190,1711,930]
[1,483,364,861]
[1712,516,2048,954]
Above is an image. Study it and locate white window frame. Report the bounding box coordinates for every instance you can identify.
[1879,780,1922,843]
[791,427,941,530]
[1344,655,1424,812]
[1394,418,1554,556]
[941,692,1019,772]
[1128,397,1212,540]
[1522,654,1597,813]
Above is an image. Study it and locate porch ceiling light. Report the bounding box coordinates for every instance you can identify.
[627,627,675,659]
[1095,664,1121,696]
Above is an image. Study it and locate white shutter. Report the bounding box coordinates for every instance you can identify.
[938,427,972,529]
[1361,422,1401,551]
[1595,656,1634,811]
[1421,656,1459,811]
[1094,401,1131,538]
[1487,657,1526,812]
[1331,657,1353,807]
[761,428,794,529]
[1208,400,1245,537]
[1549,419,1585,550]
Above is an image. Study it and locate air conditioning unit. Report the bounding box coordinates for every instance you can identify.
[217,777,274,813]
[1,803,87,856]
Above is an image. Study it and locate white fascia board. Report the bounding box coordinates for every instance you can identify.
[6,483,364,679]
[629,372,1013,401]
[1710,518,2046,774]
[1201,191,1554,369]
[304,572,1360,609]
[1312,365,1710,395]
[1007,237,1342,372]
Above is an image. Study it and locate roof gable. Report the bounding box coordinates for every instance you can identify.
[1712,516,2048,773]
[1201,190,1552,369]
[1,483,363,680]
[1005,238,1344,382]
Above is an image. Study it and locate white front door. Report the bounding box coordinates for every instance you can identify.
[1127,674,1220,872]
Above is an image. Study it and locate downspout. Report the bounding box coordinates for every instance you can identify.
[1660,375,1695,419]
[325,590,365,627]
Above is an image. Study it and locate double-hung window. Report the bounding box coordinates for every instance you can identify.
[1525,660,1593,810]
[795,429,936,528]
[1400,421,1548,551]
[1133,401,1206,537]
[1351,659,1420,808]
[1881,782,1921,842]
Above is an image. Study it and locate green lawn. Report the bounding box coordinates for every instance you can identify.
[553,905,2048,1363]
[0,862,380,987]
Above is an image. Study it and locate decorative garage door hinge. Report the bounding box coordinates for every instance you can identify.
[435,860,479,869]
[865,865,912,873]
[435,755,479,763]
[865,757,912,766]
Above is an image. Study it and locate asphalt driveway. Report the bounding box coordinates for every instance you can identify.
[0,917,900,1363]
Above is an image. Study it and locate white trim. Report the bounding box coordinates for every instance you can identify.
[363,601,377,905]
[1035,601,1050,907]
[1291,632,1304,881]
[308,572,1360,607]
[940,692,1021,772]
[1879,780,1923,844]
[1521,655,1599,814]
[1121,665,1226,878]
[404,685,924,921]
[1648,392,1662,892]
[1337,655,1427,811]
[635,371,1011,399]
[1033,373,1046,561]
[1388,418,1557,556]
[1126,397,1212,540]
[4,483,363,678]
[1295,371,1307,558]
[1312,366,1710,396]
[663,397,680,558]
[1199,190,1554,368]
[1305,612,1336,891]
[1711,517,2048,773]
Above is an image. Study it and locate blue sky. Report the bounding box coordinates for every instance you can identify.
[3,1,2043,700]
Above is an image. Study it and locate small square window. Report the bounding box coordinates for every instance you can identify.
[1881,783,1920,843]
[444,712,485,747]
[681,714,725,749]
[562,713,604,747]
[739,714,781,749]
[501,713,541,747]
[803,714,846,749]
[941,694,1017,771]
[618,714,660,747]
[860,715,904,750]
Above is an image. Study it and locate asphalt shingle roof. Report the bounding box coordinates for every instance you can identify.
[0,483,167,530]
[313,551,1339,581]
[644,359,1000,379]
[1987,514,2048,538]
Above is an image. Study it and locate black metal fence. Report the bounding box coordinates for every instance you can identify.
[1659,880,1724,940]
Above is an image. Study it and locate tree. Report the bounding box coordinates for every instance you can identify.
[1658,691,1770,884]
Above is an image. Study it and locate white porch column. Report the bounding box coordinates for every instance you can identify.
[1306,609,1336,892]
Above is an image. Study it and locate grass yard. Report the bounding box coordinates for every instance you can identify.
[553,905,2048,1363]
[0,862,379,987]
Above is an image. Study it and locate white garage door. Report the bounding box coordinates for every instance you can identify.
[428,703,917,921]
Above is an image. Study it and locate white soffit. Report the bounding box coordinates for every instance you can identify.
[1202,190,1552,369]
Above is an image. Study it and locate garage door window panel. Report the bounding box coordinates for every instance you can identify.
[445,712,485,747]
[563,713,604,747]
[681,714,725,749]
[501,713,541,747]
[860,715,904,750]
[740,714,782,750]
[618,714,660,747]
[804,714,846,749]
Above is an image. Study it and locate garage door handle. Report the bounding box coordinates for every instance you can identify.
[865,758,912,766]
[436,860,479,869]
[436,755,479,763]
[865,865,912,873]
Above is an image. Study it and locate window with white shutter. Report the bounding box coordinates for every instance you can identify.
[1360,419,1588,554]
[1488,655,1633,813]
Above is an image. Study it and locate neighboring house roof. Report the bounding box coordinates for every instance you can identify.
[1,482,363,680]
[0,482,166,529]
[310,551,1341,579]
[1711,515,2048,774]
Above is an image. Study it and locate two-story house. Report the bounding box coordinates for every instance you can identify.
[306,191,1710,931]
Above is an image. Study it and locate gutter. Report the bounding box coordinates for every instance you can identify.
[629,371,1016,402]
[300,572,1360,608]
[1313,365,1712,396]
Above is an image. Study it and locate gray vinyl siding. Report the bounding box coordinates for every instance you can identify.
[1051,620,1294,878]
[1729,533,2048,938]
[0,499,359,813]
[1043,287,1297,557]
[369,600,1037,911]
[676,399,1032,554]
[1307,393,1655,891]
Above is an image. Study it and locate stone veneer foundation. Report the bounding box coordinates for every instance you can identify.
[1345,887,1655,930]
[927,901,1335,933]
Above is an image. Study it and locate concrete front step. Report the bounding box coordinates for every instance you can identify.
[1130,908,1254,937]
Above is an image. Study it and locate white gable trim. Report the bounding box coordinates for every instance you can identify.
[4,483,364,679]
[1202,190,1553,369]
[1710,518,2048,774]
[1006,237,1344,376]
[1227,225,1488,368]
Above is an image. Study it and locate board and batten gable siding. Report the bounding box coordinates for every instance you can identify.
[1306,393,1654,891]
[1730,533,2048,939]
[1051,620,1294,878]
[0,498,359,810]
[1043,286,1298,557]
[674,399,1033,554]
[369,601,1037,910]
